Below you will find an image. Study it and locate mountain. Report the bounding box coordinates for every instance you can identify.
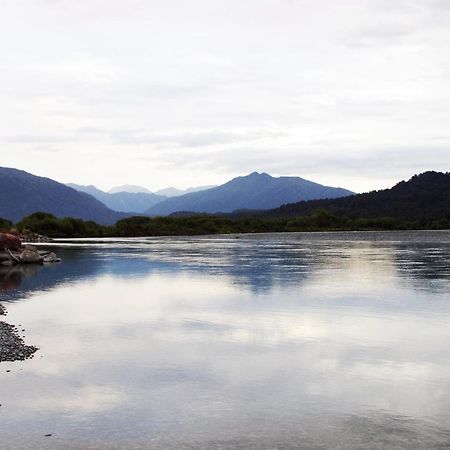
[68,183,166,213]
[260,171,450,222]
[108,184,152,194]
[146,172,354,216]
[0,167,123,225]
[67,183,107,199]
[154,185,216,197]
[154,187,184,197]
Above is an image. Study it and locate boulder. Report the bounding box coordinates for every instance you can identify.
[43,252,60,263]
[0,233,22,251]
[19,249,44,264]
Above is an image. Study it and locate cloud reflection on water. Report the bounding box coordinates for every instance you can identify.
[0,231,450,449]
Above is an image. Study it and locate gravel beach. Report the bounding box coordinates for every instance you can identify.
[0,303,38,362]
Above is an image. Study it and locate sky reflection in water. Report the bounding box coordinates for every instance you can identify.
[0,231,450,449]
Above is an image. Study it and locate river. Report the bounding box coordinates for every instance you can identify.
[1,231,449,449]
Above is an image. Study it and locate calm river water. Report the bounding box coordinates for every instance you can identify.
[1,231,450,449]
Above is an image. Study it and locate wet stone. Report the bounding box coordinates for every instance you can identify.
[0,305,38,362]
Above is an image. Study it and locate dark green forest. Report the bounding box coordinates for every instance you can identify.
[257,171,450,224]
[0,208,447,239]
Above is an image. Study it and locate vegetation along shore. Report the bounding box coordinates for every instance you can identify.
[0,209,448,240]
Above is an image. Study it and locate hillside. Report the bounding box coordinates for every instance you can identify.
[260,171,450,223]
[0,167,123,224]
[146,172,354,216]
[68,183,166,213]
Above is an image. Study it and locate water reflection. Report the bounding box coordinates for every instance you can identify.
[2,231,449,301]
[0,231,449,449]
[0,266,29,293]
[60,231,450,294]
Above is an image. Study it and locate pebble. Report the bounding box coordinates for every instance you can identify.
[0,303,38,362]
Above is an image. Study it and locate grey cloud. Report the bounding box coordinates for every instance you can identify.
[0,134,82,144]
[68,127,287,149]
[341,23,416,48]
[146,142,449,188]
[368,0,424,13]
[98,82,214,103]
[428,0,450,11]
[1,0,449,191]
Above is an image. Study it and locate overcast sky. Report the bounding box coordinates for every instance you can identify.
[1,0,449,193]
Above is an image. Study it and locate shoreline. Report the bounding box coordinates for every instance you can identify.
[40,228,450,243]
[15,227,450,241]
[0,303,38,362]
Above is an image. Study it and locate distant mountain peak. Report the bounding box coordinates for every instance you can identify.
[146,172,354,216]
[247,171,271,178]
[154,185,217,197]
[109,184,152,194]
[68,183,166,213]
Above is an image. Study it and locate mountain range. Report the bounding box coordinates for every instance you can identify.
[67,183,166,213]
[69,173,353,216]
[106,184,215,197]
[67,183,218,213]
[108,184,152,194]
[154,185,216,197]
[0,167,123,225]
[145,172,354,216]
[0,166,448,230]
[0,167,354,224]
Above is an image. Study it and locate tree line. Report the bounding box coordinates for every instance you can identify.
[0,210,448,239]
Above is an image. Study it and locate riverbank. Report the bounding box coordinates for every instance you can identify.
[0,303,38,362]
[5,211,449,240]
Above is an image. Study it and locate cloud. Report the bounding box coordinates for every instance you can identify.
[341,23,415,48]
[0,134,82,144]
[108,129,286,148]
[0,0,449,191]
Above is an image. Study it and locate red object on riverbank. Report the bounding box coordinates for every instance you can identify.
[0,233,22,251]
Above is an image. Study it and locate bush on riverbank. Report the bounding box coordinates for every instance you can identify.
[2,209,446,238]
[0,217,13,231]
[17,212,109,238]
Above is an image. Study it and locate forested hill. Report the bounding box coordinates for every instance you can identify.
[0,167,124,225]
[257,171,450,223]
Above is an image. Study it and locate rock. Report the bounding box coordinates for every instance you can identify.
[43,252,60,263]
[19,249,44,264]
[0,319,38,362]
[0,233,22,251]
[20,232,53,244]
[0,237,59,266]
